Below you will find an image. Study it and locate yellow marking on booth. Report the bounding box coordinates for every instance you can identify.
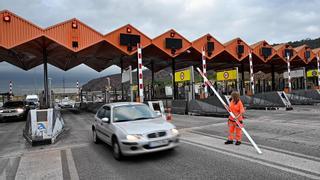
[307,69,319,77]
[216,69,238,81]
[175,69,191,82]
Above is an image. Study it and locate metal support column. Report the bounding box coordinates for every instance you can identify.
[271,64,275,91]
[120,58,124,101]
[191,66,195,100]
[172,58,176,100]
[151,61,155,99]
[303,67,307,90]
[241,62,245,95]
[43,47,49,108]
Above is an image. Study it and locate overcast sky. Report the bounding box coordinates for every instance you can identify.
[1,0,320,93]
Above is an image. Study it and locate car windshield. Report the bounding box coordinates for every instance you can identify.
[3,101,24,108]
[113,104,159,122]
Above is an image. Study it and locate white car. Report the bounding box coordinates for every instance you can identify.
[92,102,179,160]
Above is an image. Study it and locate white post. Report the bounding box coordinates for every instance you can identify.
[317,55,320,88]
[196,67,262,154]
[249,52,255,94]
[137,44,144,103]
[9,81,13,100]
[286,53,292,92]
[202,48,208,98]
[129,66,133,102]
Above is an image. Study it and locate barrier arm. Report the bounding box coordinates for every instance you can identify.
[196,67,263,154]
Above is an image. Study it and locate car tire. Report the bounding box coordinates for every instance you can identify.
[92,129,101,144]
[112,138,123,161]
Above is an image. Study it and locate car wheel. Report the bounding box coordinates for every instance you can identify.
[112,139,123,160]
[92,129,101,144]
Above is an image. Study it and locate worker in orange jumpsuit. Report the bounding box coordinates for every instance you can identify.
[225,91,245,145]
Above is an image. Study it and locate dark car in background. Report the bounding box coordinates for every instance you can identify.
[0,101,30,122]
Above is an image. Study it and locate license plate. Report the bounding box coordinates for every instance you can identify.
[149,140,168,147]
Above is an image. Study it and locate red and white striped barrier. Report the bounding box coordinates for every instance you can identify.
[317,55,320,88]
[9,80,13,94]
[202,47,208,97]
[76,80,79,94]
[286,53,292,92]
[249,52,255,94]
[137,43,144,103]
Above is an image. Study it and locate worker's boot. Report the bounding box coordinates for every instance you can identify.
[235,141,241,145]
[224,140,233,144]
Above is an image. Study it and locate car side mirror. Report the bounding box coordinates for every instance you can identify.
[101,117,110,123]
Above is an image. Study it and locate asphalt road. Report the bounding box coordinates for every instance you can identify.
[0,106,319,179]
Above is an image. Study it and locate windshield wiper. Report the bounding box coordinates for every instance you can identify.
[115,119,131,122]
[133,117,152,120]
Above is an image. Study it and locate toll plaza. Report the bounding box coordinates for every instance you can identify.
[1,9,320,142]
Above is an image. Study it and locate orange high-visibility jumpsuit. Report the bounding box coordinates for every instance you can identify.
[228,100,245,141]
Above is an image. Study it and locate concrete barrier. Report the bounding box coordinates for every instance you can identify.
[291,89,320,101]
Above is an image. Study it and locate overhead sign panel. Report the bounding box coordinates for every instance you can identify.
[283,69,304,79]
[217,69,237,81]
[307,69,319,77]
[175,68,191,82]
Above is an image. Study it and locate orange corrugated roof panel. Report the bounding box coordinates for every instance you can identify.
[191,34,224,60]
[152,29,191,58]
[0,10,43,48]
[104,24,152,56]
[45,18,103,52]
[223,38,251,61]
[250,40,277,62]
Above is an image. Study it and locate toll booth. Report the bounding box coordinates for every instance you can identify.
[171,67,195,114]
[215,68,240,95]
[23,109,65,146]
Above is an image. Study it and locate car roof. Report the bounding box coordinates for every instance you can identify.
[106,102,145,108]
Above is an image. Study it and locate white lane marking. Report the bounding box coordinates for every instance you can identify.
[181,132,320,180]
[66,149,79,180]
[189,130,320,162]
[182,140,320,180]
[0,143,90,159]
[15,150,63,180]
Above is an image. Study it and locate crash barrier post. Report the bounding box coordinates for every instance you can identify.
[196,67,262,154]
[171,100,188,115]
[23,108,64,146]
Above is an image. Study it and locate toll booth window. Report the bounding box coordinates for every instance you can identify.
[152,103,161,111]
[36,111,48,122]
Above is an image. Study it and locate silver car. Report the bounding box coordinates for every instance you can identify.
[92,102,179,160]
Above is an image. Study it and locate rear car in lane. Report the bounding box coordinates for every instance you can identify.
[0,101,30,122]
[92,102,179,160]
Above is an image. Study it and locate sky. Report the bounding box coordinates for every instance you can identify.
[0,0,320,94]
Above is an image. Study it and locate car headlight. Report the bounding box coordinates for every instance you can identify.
[17,108,24,113]
[126,134,143,141]
[0,110,3,113]
[171,128,179,135]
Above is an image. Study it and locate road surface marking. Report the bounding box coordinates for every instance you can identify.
[190,130,320,162]
[66,149,79,180]
[181,132,320,180]
[15,150,63,180]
